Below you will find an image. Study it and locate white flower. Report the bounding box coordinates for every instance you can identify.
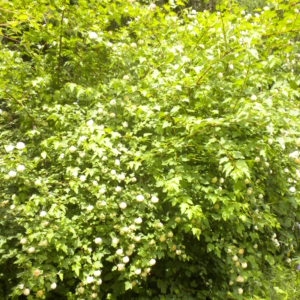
[247,188,252,195]
[19,284,24,290]
[149,3,156,10]
[119,202,127,209]
[87,205,94,211]
[242,262,247,269]
[96,279,102,285]
[99,188,106,194]
[93,180,98,186]
[138,39,144,45]
[116,248,123,255]
[135,217,142,224]
[151,196,159,203]
[132,177,137,182]
[109,112,116,118]
[286,258,292,264]
[118,174,125,181]
[135,269,141,275]
[258,194,263,199]
[28,247,35,253]
[264,6,269,11]
[91,293,98,299]
[50,282,57,290]
[115,159,120,166]
[250,94,257,101]
[69,146,76,153]
[94,270,101,277]
[23,289,30,296]
[133,236,141,242]
[136,195,144,202]
[79,175,86,182]
[8,170,17,178]
[122,121,128,128]
[219,178,224,184]
[16,165,25,173]
[115,186,122,192]
[253,244,258,249]
[86,276,94,284]
[20,238,27,245]
[268,138,273,145]
[112,238,119,245]
[238,288,243,295]
[123,256,130,263]
[123,75,130,80]
[6,145,15,152]
[290,187,296,193]
[16,142,25,150]
[284,168,289,173]
[254,225,258,230]
[229,64,234,69]
[176,250,182,255]
[95,237,102,244]
[255,156,260,162]
[217,72,223,79]
[117,264,124,271]
[40,211,47,217]
[241,10,245,15]
[72,171,78,177]
[129,224,136,231]
[227,248,232,253]
[289,151,299,159]
[232,255,238,262]
[131,42,137,48]
[87,119,94,127]
[149,258,156,266]
[110,99,116,106]
[10,204,15,210]
[98,107,104,114]
[78,287,85,294]
[89,32,98,39]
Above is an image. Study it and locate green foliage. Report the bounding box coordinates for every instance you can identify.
[0,0,300,299]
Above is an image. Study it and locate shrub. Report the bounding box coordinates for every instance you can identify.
[0,0,300,299]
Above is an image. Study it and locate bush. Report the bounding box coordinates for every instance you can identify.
[1,0,300,299]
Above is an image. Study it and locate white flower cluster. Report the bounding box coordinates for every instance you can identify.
[271,233,280,247]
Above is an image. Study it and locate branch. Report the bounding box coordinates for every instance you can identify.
[195,48,234,85]
[57,3,66,89]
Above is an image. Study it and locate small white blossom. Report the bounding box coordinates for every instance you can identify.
[159,235,166,242]
[23,289,30,296]
[119,202,127,209]
[87,119,94,127]
[123,75,130,81]
[96,279,102,285]
[69,146,76,153]
[16,142,25,150]
[118,174,125,181]
[217,72,223,79]
[86,276,94,284]
[99,188,106,194]
[91,293,98,299]
[157,222,163,229]
[87,205,94,211]
[131,43,137,48]
[115,186,122,192]
[117,264,124,271]
[135,217,142,224]
[232,255,238,262]
[89,32,98,39]
[50,282,57,290]
[123,256,130,263]
[151,196,159,203]
[93,180,98,186]
[238,288,243,295]
[122,122,128,128]
[136,195,144,202]
[242,262,247,269]
[255,156,260,162]
[167,231,173,238]
[8,170,17,178]
[20,238,27,245]
[116,248,123,255]
[6,145,15,152]
[112,238,119,244]
[94,270,101,277]
[135,269,141,275]
[80,175,86,182]
[17,165,25,172]
[290,187,296,193]
[10,204,15,210]
[95,237,102,244]
[40,211,47,217]
[132,177,137,182]
[133,236,141,242]
[110,99,116,106]
[28,247,35,253]
[149,258,156,266]
[115,159,120,166]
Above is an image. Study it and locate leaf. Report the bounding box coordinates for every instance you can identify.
[125,281,132,290]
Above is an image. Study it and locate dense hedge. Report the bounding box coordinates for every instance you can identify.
[1,0,300,299]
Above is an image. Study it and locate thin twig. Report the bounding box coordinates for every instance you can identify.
[57,3,66,89]
[195,48,234,85]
